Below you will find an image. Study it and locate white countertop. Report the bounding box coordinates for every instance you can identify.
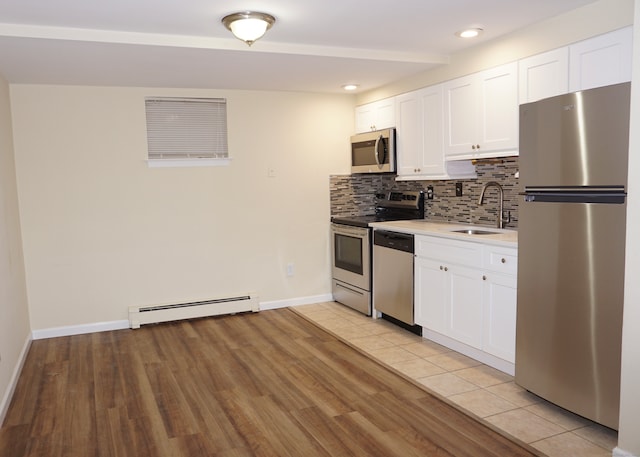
[369,220,517,247]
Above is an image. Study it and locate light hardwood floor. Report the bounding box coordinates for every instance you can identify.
[0,308,540,457]
[294,302,619,457]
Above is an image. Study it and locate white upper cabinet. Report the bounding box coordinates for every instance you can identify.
[395,86,441,178]
[396,88,441,177]
[354,27,632,166]
[519,27,632,104]
[354,98,396,133]
[569,26,633,92]
[519,47,569,104]
[395,85,477,180]
[443,62,519,161]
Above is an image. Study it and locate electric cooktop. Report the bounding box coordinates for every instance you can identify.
[331,190,425,228]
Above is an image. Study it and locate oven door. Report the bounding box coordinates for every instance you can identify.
[331,223,370,291]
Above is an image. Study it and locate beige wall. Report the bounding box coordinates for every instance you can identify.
[10,85,354,330]
[358,0,634,104]
[0,73,30,421]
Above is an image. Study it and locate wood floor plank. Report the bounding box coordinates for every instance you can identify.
[3,342,45,427]
[0,308,541,457]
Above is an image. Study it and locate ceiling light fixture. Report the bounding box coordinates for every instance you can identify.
[342,84,359,91]
[222,11,276,46]
[456,28,483,39]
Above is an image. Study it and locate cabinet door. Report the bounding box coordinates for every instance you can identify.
[447,264,484,349]
[420,86,446,176]
[395,91,423,176]
[374,98,396,130]
[355,98,396,133]
[355,104,376,133]
[443,74,478,157]
[444,62,518,160]
[519,47,569,104]
[396,86,446,178]
[415,257,447,334]
[477,62,519,156]
[482,272,517,362]
[569,27,633,92]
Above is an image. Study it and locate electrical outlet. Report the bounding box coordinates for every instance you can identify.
[286,263,294,277]
[427,185,434,200]
[455,182,463,197]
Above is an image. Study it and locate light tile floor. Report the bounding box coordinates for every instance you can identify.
[293,301,618,457]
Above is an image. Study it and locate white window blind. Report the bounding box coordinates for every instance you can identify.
[145,97,228,163]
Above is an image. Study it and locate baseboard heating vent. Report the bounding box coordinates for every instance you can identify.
[129,293,259,329]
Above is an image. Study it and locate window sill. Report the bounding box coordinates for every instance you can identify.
[147,158,232,168]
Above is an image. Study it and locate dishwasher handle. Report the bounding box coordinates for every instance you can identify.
[373,230,414,253]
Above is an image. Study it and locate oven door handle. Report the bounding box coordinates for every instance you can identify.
[331,224,369,238]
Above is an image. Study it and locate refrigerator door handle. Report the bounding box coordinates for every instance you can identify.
[521,186,626,204]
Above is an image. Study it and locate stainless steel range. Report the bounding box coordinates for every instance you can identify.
[330,190,424,315]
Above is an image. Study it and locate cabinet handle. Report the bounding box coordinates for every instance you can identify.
[444,267,448,272]
[477,144,480,149]
[472,144,476,150]
[439,265,443,270]
[501,258,506,263]
[482,275,487,281]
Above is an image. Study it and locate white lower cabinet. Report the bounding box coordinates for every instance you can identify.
[415,257,448,334]
[482,271,517,362]
[448,264,484,349]
[415,235,518,373]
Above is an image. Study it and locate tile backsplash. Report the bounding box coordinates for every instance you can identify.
[330,157,520,229]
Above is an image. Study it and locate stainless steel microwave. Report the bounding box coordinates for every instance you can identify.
[350,128,396,174]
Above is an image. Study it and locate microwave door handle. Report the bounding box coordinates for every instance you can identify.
[374,134,385,167]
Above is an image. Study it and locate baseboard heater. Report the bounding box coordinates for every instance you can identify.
[128,293,259,329]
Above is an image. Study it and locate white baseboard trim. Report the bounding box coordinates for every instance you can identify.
[0,334,32,426]
[614,447,639,457]
[259,294,334,311]
[29,294,334,339]
[32,320,130,340]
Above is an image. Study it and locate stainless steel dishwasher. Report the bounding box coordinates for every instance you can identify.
[373,230,420,334]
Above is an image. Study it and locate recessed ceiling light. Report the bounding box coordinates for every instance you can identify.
[342,84,359,91]
[456,28,483,39]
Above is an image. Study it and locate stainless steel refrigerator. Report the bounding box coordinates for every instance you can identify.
[516,82,630,430]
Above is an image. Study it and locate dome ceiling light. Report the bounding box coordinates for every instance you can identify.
[222,11,276,47]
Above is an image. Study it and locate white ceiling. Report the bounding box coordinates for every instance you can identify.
[0,0,599,94]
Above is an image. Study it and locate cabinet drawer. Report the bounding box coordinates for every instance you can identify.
[483,246,518,275]
[416,235,482,267]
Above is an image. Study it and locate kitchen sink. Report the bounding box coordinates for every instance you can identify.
[451,229,500,235]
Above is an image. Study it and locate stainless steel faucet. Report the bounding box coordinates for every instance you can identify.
[478,181,509,229]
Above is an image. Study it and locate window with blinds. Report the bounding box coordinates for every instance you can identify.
[145,97,229,167]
